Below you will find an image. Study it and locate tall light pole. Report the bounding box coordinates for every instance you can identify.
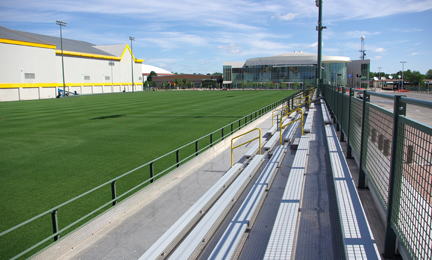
[378,67,382,89]
[129,36,135,92]
[56,20,67,97]
[401,61,406,92]
[316,0,326,89]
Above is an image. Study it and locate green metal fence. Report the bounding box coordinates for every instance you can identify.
[0,88,313,259]
[322,84,432,259]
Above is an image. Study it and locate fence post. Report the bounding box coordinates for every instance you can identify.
[231,123,233,135]
[340,88,346,142]
[52,209,59,241]
[111,180,117,206]
[195,140,199,156]
[150,162,154,183]
[222,128,224,140]
[346,88,354,159]
[335,87,340,131]
[210,134,213,147]
[176,150,180,167]
[357,90,369,189]
[383,95,406,257]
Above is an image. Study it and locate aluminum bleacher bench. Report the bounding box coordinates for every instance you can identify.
[303,108,315,133]
[167,155,264,260]
[264,134,310,259]
[267,124,277,136]
[245,137,267,159]
[209,145,286,260]
[264,131,280,151]
[282,114,301,143]
[324,123,380,259]
[139,163,243,260]
[321,99,332,124]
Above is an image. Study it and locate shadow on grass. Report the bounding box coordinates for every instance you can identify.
[90,115,125,120]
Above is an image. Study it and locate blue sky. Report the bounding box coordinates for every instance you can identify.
[1,0,431,75]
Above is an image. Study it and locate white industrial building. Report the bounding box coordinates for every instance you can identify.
[0,26,143,102]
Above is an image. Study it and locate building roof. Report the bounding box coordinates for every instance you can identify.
[0,26,143,62]
[244,51,350,66]
[0,26,114,56]
[142,64,174,75]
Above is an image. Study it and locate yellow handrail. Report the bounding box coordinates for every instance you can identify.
[297,95,311,109]
[271,106,289,126]
[280,108,303,145]
[231,128,262,166]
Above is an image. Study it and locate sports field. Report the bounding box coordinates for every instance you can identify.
[0,89,297,258]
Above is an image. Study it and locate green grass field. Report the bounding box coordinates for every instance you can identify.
[0,90,296,258]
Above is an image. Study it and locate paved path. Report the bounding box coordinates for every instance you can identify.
[370,90,432,127]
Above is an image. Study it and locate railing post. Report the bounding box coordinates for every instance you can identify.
[239,119,241,129]
[176,150,180,167]
[150,162,154,183]
[335,87,340,131]
[195,140,199,156]
[340,88,346,142]
[383,95,406,258]
[357,90,369,189]
[111,180,117,206]
[222,128,224,140]
[52,209,59,241]
[346,88,354,159]
[210,133,213,147]
[231,123,233,135]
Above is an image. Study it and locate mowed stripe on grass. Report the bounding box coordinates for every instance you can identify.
[0,90,296,258]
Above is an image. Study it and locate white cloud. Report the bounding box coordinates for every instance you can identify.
[272,12,299,21]
[373,48,386,53]
[307,42,324,49]
[371,56,383,60]
[344,31,381,39]
[410,52,420,56]
[391,28,423,33]
[218,43,243,54]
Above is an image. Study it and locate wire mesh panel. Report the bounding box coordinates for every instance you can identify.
[342,93,350,135]
[362,103,393,210]
[349,98,363,160]
[391,119,432,260]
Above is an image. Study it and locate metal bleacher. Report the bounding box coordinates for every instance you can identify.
[34,89,386,260]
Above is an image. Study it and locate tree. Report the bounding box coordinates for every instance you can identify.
[147,71,157,82]
[182,78,188,88]
[425,69,432,79]
[404,70,425,86]
[174,78,179,89]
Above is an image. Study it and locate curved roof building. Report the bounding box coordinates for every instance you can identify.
[223,51,351,88]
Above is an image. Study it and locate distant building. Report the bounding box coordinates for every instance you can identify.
[151,74,223,89]
[223,51,351,89]
[142,64,173,83]
[346,59,370,89]
[0,26,143,102]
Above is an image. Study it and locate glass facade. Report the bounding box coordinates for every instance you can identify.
[224,57,348,88]
[322,62,347,86]
[223,65,232,82]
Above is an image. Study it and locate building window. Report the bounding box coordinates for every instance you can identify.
[84,76,90,80]
[105,76,110,80]
[24,73,35,79]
